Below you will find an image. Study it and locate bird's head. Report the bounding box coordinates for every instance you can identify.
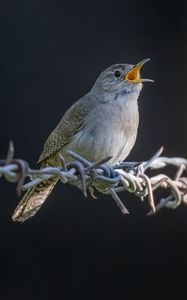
[92,58,153,96]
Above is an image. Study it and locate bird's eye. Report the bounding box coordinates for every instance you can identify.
[114,70,121,78]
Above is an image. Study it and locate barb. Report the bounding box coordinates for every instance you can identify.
[0,142,187,219]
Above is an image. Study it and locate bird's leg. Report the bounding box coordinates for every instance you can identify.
[66,161,87,197]
[58,153,67,172]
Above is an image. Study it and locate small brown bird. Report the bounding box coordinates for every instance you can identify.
[12,58,153,222]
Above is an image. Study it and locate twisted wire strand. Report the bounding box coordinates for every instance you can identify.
[0,142,187,217]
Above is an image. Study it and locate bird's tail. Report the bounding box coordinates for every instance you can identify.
[12,177,58,222]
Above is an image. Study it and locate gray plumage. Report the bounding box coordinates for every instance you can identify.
[38,63,141,165]
[12,59,152,222]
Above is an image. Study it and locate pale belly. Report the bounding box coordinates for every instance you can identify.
[62,132,134,165]
[62,115,138,165]
[61,97,139,165]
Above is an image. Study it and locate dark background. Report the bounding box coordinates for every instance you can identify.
[0,0,187,299]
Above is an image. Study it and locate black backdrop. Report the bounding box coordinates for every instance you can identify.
[0,0,187,299]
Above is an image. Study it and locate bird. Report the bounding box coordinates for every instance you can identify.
[12,58,153,222]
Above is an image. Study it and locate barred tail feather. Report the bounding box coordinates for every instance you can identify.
[12,177,58,222]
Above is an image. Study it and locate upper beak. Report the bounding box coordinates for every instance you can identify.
[124,58,154,83]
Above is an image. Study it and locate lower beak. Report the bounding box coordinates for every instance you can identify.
[125,58,154,83]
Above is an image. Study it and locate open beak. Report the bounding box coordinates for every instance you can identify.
[124,58,154,83]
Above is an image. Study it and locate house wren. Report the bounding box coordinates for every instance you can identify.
[12,58,153,222]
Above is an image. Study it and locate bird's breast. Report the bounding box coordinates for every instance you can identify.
[64,97,139,164]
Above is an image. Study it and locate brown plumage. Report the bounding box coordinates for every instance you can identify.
[12,176,58,222]
[12,97,90,222]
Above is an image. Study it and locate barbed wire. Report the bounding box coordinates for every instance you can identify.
[0,141,187,217]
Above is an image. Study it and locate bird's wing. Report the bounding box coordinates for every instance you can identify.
[38,93,96,164]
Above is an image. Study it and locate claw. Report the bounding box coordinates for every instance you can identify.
[88,186,98,199]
